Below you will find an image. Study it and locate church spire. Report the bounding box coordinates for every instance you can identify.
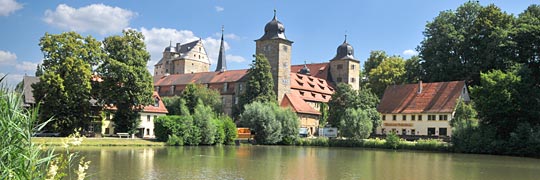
[215,25,227,72]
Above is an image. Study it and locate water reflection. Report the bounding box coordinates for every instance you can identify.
[75,146,540,180]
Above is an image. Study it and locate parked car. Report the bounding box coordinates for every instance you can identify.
[33,130,60,137]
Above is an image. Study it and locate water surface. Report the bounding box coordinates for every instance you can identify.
[76,146,540,180]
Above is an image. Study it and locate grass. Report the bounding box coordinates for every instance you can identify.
[32,137,165,147]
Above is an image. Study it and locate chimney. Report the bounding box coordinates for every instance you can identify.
[417,80,423,94]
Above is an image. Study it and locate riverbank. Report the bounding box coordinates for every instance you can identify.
[296,138,450,152]
[32,137,166,146]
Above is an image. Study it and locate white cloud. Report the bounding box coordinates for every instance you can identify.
[0,50,17,64]
[43,4,136,35]
[0,0,23,16]
[403,49,418,56]
[15,61,37,71]
[0,73,24,86]
[215,6,224,12]
[226,55,246,63]
[139,27,246,73]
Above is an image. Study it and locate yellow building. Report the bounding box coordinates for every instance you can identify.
[376,81,470,137]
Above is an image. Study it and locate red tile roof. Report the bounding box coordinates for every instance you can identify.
[377,81,466,114]
[291,63,330,80]
[281,93,321,115]
[154,69,248,86]
[290,73,334,102]
[105,91,168,114]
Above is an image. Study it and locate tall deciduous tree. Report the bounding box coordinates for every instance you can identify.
[340,108,373,140]
[33,32,103,135]
[418,2,515,84]
[514,5,540,85]
[97,29,153,134]
[368,56,406,97]
[363,50,388,78]
[404,55,423,83]
[236,54,276,116]
[180,83,222,114]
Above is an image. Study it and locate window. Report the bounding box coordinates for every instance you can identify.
[402,129,407,135]
[146,129,150,135]
[418,115,422,121]
[411,129,416,135]
[382,115,386,121]
[223,83,228,92]
[402,115,406,121]
[411,115,416,121]
[154,98,159,107]
[351,65,355,70]
[235,97,239,105]
[337,77,342,82]
[337,64,343,69]
[439,128,447,136]
[105,128,110,134]
[381,128,386,134]
[428,115,436,121]
[439,115,448,121]
[351,78,356,83]
[428,127,436,136]
[392,115,396,121]
[392,128,397,133]
[147,115,151,122]
[239,84,243,91]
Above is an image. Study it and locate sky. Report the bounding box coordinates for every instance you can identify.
[0,0,538,86]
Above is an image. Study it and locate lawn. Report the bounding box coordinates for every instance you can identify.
[32,137,165,146]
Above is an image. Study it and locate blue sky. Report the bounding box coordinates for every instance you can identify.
[0,0,538,85]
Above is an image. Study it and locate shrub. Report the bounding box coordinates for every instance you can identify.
[222,115,237,145]
[340,108,373,140]
[240,102,282,145]
[276,106,299,145]
[385,132,400,149]
[166,134,184,146]
[193,102,215,145]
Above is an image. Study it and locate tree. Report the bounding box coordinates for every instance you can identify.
[33,32,103,135]
[367,56,406,97]
[221,115,238,145]
[363,50,388,78]
[327,83,360,128]
[514,5,540,85]
[418,2,515,84]
[276,106,299,145]
[192,101,216,145]
[96,29,154,134]
[450,99,478,130]
[340,108,373,140]
[319,103,329,127]
[237,54,276,117]
[240,101,282,145]
[403,55,423,83]
[180,83,222,114]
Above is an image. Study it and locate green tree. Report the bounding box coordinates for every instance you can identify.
[418,2,515,84]
[33,32,103,135]
[450,99,478,130]
[363,50,388,78]
[221,115,238,145]
[367,56,406,97]
[192,101,217,145]
[404,55,423,83]
[276,106,300,145]
[514,5,540,84]
[327,83,359,128]
[340,108,373,140]
[237,54,276,117]
[96,29,154,134]
[319,103,329,127]
[240,101,282,145]
[180,83,222,114]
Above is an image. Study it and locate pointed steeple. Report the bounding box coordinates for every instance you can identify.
[215,25,227,72]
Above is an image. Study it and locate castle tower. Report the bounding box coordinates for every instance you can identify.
[154,40,210,76]
[215,26,227,72]
[329,35,360,90]
[255,10,293,103]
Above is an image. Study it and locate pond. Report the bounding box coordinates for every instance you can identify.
[75,146,540,180]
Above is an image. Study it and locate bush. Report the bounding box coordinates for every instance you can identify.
[166,134,184,146]
[340,108,373,140]
[222,116,237,145]
[276,106,299,145]
[240,102,282,145]
[193,102,216,145]
[385,132,400,149]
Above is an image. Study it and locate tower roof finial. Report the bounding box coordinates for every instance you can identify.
[273,9,277,20]
[344,31,348,43]
[169,40,172,47]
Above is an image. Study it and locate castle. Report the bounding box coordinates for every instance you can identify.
[153,11,360,136]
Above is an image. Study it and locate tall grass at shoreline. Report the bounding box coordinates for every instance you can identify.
[0,76,54,179]
[296,137,449,152]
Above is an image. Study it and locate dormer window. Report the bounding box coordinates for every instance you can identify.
[299,91,305,96]
[154,97,159,107]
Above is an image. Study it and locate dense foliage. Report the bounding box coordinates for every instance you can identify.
[154,101,237,146]
[33,32,102,135]
[96,30,154,134]
[236,54,276,117]
[179,83,223,114]
[327,83,380,135]
[340,108,373,140]
[239,101,299,145]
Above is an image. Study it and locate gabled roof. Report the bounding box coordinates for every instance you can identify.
[291,63,330,80]
[154,69,248,86]
[290,73,334,95]
[377,81,466,114]
[142,92,169,113]
[155,39,208,65]
[281,93,321,115]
